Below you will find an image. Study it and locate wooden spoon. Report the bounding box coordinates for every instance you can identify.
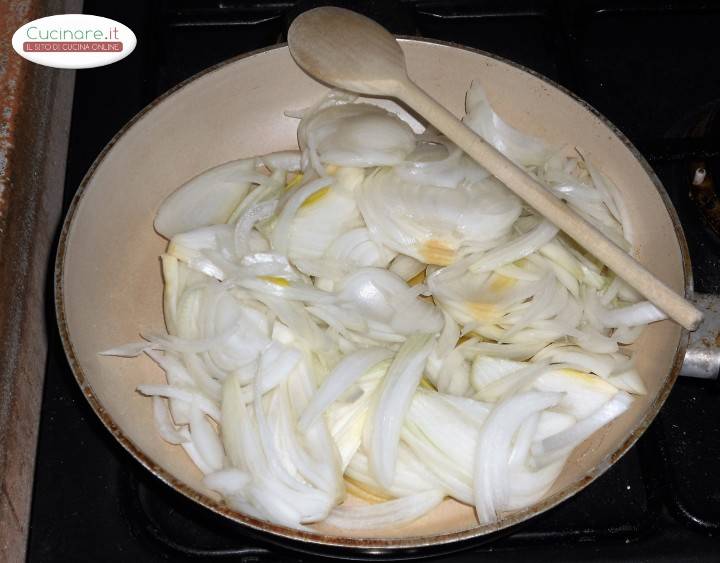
[288,6,702,331]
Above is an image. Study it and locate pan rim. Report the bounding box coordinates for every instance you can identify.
[54,37,692,552]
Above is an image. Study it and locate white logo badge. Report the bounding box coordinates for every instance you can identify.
[12,14,136,69]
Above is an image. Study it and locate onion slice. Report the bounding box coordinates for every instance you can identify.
[531,391,633,467]
[325,489,445,530]
[367,334,436,489]
[299,347,394,431]
[474,391,561,524]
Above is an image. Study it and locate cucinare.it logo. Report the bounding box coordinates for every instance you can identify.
[11,14,136,69]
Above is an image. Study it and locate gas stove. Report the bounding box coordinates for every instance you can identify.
[27,1,720,561]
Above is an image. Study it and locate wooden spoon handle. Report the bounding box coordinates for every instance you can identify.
[395,78,702,331]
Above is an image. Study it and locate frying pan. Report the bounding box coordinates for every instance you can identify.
[55,39,690,555]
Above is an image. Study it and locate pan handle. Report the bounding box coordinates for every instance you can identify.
[680,293,720,380]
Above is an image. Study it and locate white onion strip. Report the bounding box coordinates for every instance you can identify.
[299,347,393,431]
[234,200,277,258]
[367,334,435,489]
[325,489,445,530]
[137,384,221,421]
[470,221,559,273]
[474,391,561,524]
[271,177,334,254]
[531,391,633,467]
[151,397,189,445]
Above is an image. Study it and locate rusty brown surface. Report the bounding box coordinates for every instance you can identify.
[689,161,720,241]
[0,1,79,561]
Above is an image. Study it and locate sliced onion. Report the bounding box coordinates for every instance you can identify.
[367,334,435,489]
[99,340,159,357]
[359,169,521,265]
[470,221,559,273]
[271,177,334,255]
[599,301,667,328]
[533,368,618,418]
[151,397,190,445]
[608,368,647,395]
[234,200,277,258]
[532,345,616,379]
[260,150,302,172]
[346,446,440,498]
[155,158,257,238]
[204,468,251,496]
[325,228,395,270]
[507,459,565,509]
[299,347,393,430]
[471,356,527,391]
[464,82,552,167]
[326,489,445,530]
[137,384,221,421]
[474,391,561,524]
[181,441,215,475]
[298,102,416,169]
[388,254,426,281]
[190,399,224,471]
[405,389,479,474]
[109,84,666,530]
[531,391,633,467]
[337,268,443,337]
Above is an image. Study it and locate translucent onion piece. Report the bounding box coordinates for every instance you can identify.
[152,396,189,445]
[336,268,443,337]
[190,399,224,471]
[405,389,480,476]
[260,150,302,172]
[531,391,633,467]
[325,360,389,470]
[234,200,277,258]
[298,102,416,169]
[99,340,159,357]
[272,176,334,255]
[182,441,215,475]
[426,310,461,384]
[471,356,527,391]
[464,82,552,167]
[288,175,366,268]
[359,168,521,265]
[470,221,559,273]
[388,254,426,281]
[299,347,394,430]
[395,141,490,188]
[532,345,617,379]
[600,300,667,328]
[367,334,436,489]
[474,361,550,403]
[346,446,440,498]
[155,158,257,238]
[533,368,618,418]
[608,368,647,395]
[137,384,221,421]
[161,254,180,334]
[507,460,565,509]
[325,489,445,530]
[325,228,396,271]
[204,468,251,496]
[474,391,561,524]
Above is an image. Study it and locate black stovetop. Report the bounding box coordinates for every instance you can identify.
[28,1,720,561]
